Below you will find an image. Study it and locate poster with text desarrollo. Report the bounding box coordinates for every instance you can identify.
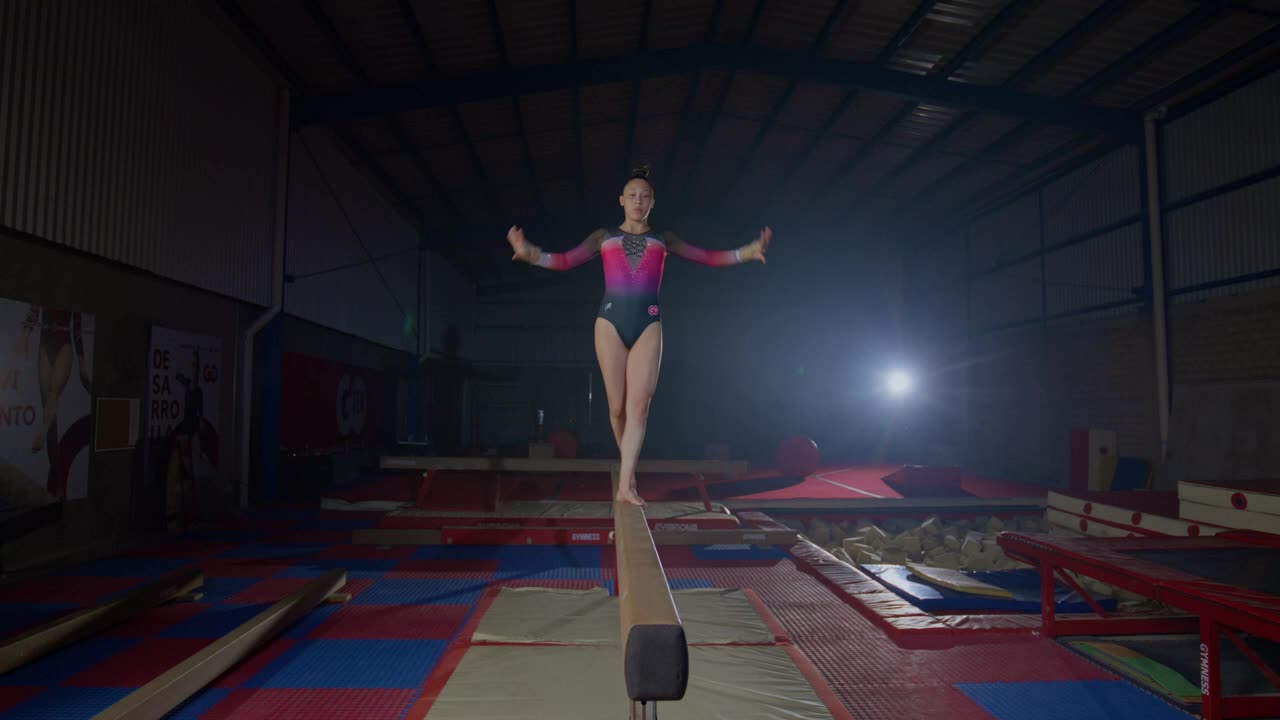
[144,326,221,520]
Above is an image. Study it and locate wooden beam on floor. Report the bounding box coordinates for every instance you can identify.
[0,567,203,675]
[380,455,748,476]
[352,528,442,545]
[650,528,797,546]
[350,525,796,546]
[723,497,1048,513]
[91,568,347,720]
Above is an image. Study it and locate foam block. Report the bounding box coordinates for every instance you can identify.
[899,535,922,556]
[881,547,908,565]
[861,526,887,548]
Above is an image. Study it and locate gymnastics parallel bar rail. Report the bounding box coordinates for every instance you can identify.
[613,466,688,719]
[998,530,1280,720]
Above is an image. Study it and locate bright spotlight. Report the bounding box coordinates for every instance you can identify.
[885,370,913,396]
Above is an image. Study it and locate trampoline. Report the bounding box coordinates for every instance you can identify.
[861,564,1116,615]
[1122,547,1280,596]
[998,530,1280,720]
[1062,633,1280,710]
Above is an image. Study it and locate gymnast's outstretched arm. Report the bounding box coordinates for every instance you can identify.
[508,226,606,271]
[666,226,771,266]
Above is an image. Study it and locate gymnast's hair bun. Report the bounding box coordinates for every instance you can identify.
[629,163,651,180]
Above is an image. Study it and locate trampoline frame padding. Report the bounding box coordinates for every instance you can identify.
[625,623,689,701]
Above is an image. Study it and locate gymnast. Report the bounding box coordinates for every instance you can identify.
[506,165,770,505]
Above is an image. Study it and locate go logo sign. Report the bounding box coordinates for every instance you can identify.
[336,374,367,437]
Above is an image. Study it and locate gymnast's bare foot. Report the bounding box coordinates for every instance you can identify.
[616,487,646,506]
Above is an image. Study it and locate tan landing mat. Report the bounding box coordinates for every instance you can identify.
[422,645,837,719]
[471,587,775,645]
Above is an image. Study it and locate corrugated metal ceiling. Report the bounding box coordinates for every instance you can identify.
[221,0,1280,283]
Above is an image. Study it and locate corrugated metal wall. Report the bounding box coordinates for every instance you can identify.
[423,248,478,360]
[1165,178,1280,298]
[1163,67,1280,301]
[284,128,422,352]
[1163,68,1280,203]
[1044,224,1144,317]
[969,260,1042,332]
[0,0,279,304]
[931,143,1143,336]
[908,142,1146,484]
[968,194,1039,272]
[471,273,597,366]
[1042,146,1141,246]
[907,65,1280,486]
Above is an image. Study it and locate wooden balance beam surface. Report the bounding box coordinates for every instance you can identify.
[380,455,748,475]
[91,569,347,720]
[0,567,203,675]
[614,495,688,703]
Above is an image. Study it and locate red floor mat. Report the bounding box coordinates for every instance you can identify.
[731,466,905,500]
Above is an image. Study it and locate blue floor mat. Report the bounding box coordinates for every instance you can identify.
[956,680,1195,719]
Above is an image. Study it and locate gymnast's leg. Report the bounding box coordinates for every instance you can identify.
[594,318,629,451]
[616,321,662,506]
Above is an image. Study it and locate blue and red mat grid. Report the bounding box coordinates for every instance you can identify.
[0,508,1192,719]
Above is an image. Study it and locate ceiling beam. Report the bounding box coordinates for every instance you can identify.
[624,0,654,171]
[214,0,478,282]
[1071,0,1233,99]
[295,42,1139,135]
[486,0,546,217]
[726,0,855,202]
[660,0,726,210]
[808,0,946,208]
[676,0,768,200]
[303,0,466,228]
[894,0,1233,224]
[816,0,1036,214]
[1145,21,1280,112]
[569,0,586,207]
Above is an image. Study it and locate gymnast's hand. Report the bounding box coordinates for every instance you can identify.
[507,225,536,263]
[739,226,771,264]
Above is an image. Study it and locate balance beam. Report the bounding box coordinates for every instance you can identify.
[91,569,347,720]
[0,567,203,675]
[350,526,796,546]
[613,470,688,715]
[380,455,748,475]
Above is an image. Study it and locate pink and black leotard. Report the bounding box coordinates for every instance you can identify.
[536,227,743,348]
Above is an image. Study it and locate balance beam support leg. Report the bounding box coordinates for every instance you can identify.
[630,699,659,719]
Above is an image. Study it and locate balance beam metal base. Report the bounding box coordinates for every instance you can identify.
[630,699,659,719]
[381,455,747,475]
